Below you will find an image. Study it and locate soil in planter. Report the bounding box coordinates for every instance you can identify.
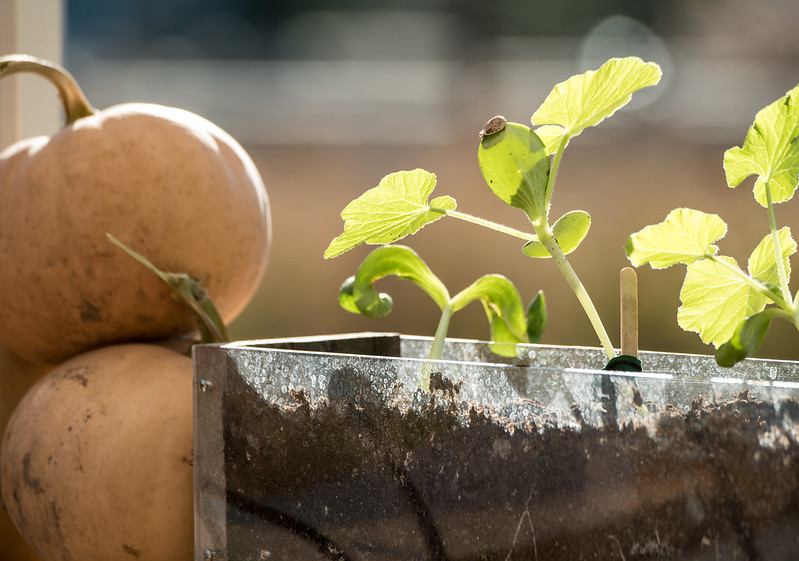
[220,367,799,561]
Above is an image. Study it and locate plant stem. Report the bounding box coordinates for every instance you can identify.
[0,54,96,125]
[440,209,538,242]
[764,181,794,311]
[420,303,454,392]
[542,134,616,358]
[544,133,571,212]
[428,303,454,361]
[535,223,616,359]
[439,133,616,358]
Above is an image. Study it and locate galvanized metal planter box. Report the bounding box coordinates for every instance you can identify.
[192,333,799,561]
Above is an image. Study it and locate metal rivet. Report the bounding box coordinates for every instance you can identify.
[203,549,215,560]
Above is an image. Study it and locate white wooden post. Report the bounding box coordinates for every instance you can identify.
[0,0,64,151]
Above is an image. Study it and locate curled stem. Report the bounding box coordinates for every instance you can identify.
[0,54,96,125]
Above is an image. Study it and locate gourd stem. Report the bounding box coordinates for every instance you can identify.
[0,54,97,125]
[106,234,230,344]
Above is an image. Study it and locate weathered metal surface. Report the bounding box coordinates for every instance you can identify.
[193,334,799,561]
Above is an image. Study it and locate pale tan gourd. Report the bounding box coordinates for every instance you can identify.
[1,343,193,561]
[0,54,271,364]
[0,344,47,561]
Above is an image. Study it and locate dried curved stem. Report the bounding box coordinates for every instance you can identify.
[0,53,97,125]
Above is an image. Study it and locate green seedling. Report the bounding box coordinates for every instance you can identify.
[326,57,662,365]
[626,84,799,366]
[340,244,545,390]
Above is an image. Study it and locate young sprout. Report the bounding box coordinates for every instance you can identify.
[340,244,545,390]
[626,84,799,365]
[326,57,662,364]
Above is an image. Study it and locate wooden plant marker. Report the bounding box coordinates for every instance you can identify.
[620,267,639,357]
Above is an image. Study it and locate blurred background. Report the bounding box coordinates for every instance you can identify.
[32,1,799,358]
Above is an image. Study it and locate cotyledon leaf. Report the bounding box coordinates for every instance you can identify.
[325,169,456,258]
[339,245,450,319]
[477,122,551,222]
[523,210,591,258]
[450,274,531,356]
[715,309,784,367]
[526,290,547,343]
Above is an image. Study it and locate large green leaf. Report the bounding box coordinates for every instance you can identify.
[724,83,799,207]
[477,122,551,222]
[324,169,456,258]
[666,228,794,351]
[531,57,662,143]
[522,210,591,258]
[340,245,450,319]
[677,256,767,347]
[625,208,727,269]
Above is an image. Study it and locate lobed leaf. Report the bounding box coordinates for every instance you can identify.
[341,245,450,319]
[523,210,591,258]
[723,83,799,207]
[625,208,727,269]
[477,122,551,222]
[324,169,456,258]
[531,57,662,144]
[748,227,796,287]
[677,256,767,348]
[533,125,567,156]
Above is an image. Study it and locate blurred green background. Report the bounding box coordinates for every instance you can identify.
[66,0,799,360]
